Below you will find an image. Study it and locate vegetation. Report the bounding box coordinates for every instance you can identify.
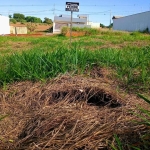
[25,16,42,23]
[10,18,17,24]
[0,31,150,92]
[0,30,150,149]
[61,27,99,36]
[13,13,25,22]
[9,13,52,24]
[26,22,37,32]
[43,17,53,24]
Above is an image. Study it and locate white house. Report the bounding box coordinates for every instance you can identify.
[113,11,150,32]
[0,15,10,35]
[88,22,100,29]
[53,14,91,34]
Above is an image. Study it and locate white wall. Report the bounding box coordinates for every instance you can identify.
[88,22,100,28]
[0,16,10,35]
[53,15,88,34]
[54,16,87,24]
[113,11,150,32]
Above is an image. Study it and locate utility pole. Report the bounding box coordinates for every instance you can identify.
[70,11,73,47]
[110,10,111,25]
[109,10,111,30]
[53,4,55,16]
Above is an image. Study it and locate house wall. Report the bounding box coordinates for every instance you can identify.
[113,11,150,32]
[53,15,88,34]
[54,16,87,24]
[88,22,100,28]
[0,16,10,35]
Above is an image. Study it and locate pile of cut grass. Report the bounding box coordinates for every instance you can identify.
[0,75,148,150]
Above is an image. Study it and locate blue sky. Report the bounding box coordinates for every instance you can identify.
[0,0,150,25]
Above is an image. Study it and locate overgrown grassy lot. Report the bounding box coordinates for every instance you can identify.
[0,31,150,92]
[0,30,150,149]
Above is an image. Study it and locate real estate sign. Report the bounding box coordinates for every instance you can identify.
[65,2,79,12]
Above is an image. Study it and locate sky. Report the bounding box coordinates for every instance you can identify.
[0,0,150,25]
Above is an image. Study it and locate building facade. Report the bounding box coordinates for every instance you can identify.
[53,14,90,34]
[113,11,150,32]
[0,15,10,35]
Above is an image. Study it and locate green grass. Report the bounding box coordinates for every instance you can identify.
[0,31,150,92]
[0,31,150,149]
[61,27,99,36]
[0,46,150,92]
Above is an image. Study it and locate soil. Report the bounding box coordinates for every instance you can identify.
[10,22,51,32]
[66,31,86,37]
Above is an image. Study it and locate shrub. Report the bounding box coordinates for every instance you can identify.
[26,22,37,33]
[61,27,68,36]
[10,18,17,24]
[61,27,99,36]
[20,19,27,25]
[142,27,149,33]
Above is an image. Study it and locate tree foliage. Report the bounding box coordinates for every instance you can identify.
[13,13,25,22]
[26,22,37,32]
[100,23,105,28]
[10,13,52,24]
[10,18,17,24]
[43,17,53,24]
[25,16,42,23]
[9,15,12,18]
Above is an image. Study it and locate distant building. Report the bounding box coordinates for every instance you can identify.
[113,11,150,32]
[0,15,10,35]
[88,22,100,29]
[53,14,91,34]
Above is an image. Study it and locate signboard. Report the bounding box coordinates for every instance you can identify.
[65,2,79,12]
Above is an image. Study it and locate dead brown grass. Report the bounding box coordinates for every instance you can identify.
[0,73,149,150]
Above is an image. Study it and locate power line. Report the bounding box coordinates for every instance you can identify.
[0,4,147,7]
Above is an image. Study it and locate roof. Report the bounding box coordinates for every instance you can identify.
[112,16,123,19]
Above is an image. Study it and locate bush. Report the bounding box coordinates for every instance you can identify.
[10,18,17,24]
[61,27,99,36]
[43,17,53,24]
[142,27,149,33]
[61,27,68,36]
[20,19,27,24]
[13,13,25,22]
[26,22,37,33]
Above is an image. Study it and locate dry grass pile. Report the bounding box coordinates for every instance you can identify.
[0,75,148,149]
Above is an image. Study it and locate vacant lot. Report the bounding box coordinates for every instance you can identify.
[0,30,150,149]
[10,22,52,33]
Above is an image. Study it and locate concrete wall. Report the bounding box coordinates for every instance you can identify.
[0,15,10,35]
[10,26,27,34]
[113,11,150,32]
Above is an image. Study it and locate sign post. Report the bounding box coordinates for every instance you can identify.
[65,2,79,47]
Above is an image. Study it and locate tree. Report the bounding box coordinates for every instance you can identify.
[108,23,113,28]
[25,16,42,23]
[13,13,25,22]
[43,17,53,24]
[10,18,17,24]
[9,15,12,18]
[26,22,37,32]
[100,23,105,28]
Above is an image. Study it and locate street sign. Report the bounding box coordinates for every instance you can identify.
[65,2,79,12]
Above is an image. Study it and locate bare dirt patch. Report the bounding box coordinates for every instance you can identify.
[0,74,148,149]
[10,22,52,33]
